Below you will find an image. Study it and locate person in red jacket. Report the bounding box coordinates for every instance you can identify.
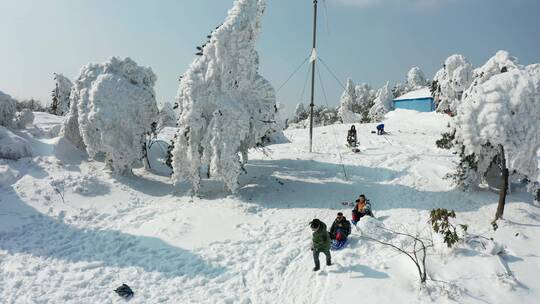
[351,194,374,226]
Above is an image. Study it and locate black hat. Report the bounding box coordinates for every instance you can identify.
[310,219,320,229]
[359,194,366,198]
[337,212,343,216]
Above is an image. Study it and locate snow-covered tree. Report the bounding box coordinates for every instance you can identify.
[292,102,309,124]
[465,51,521,98]
[50,73,73,116]
[432,54,474,114]
[354,83,376,123]
[157,102,177,130]
[339,78,361,123]
[0,90,17,127]
[392,82,409,99]
[317,106,339,126]
[265,102,288,142]
[171,0,281,193]
[407,67,428,90]
[15,99,47,112]
[453,67,540,217]
[369,82,393,122]
[62,57,159,175]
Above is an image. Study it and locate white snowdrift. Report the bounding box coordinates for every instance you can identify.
[0,126,32,160]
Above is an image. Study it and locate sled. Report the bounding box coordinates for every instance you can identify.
[114,284,134,299]
[331,239,348,250]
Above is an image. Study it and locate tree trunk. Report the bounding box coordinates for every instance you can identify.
[495,146,509,221]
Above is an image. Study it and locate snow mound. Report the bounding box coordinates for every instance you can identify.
[0,126,32,160]
[358,216,393,241]
[0,164,20,188]
[33,112,65,137]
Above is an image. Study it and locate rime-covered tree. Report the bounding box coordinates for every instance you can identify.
[171,0,281,193]
[0,90,17,127]
[157,102,177,130]
[292,102,309,123]
[432,54,474,114]
[392,82,408,99]
[62,57,159,175]
[50,73,73,116]
[453,66,540,218]
[369,82,393,122]
[354,83,376,123]
[338,78,361,123]
[407,67,428,90]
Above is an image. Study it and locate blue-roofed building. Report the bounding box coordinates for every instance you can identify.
[393,87,435,112]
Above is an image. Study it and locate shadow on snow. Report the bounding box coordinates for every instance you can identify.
[0,190,226,279]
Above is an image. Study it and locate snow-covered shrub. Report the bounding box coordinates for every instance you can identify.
[157,102,177,130]
[0,90,17,127]
[339,78,361,123]
[15,109,34,129]
[171,0,281,193]
[0,126,32,160]
[63,57,159,175]
[432,54,473,114]
[407,67,428,90]
[50,73,73,116]
[453,68,540,199]
[369,82,393,122]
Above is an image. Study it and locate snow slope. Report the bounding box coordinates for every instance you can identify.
[1,110,539,303]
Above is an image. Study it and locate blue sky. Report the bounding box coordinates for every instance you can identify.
[1,0,539,116]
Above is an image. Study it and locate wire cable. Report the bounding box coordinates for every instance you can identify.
[316,61,349,181]
[318,57,347,91]
[276,54,311,93]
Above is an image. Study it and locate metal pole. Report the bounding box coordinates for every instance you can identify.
[309,0,318,153]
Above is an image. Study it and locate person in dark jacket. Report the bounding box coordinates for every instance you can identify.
[329,212,351,241]
[309,219,331,271]
[347,125,357,147]
[376,123,386,135]
[351,194,374,225]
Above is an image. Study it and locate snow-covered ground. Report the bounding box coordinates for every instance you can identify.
[1,110,539,303]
